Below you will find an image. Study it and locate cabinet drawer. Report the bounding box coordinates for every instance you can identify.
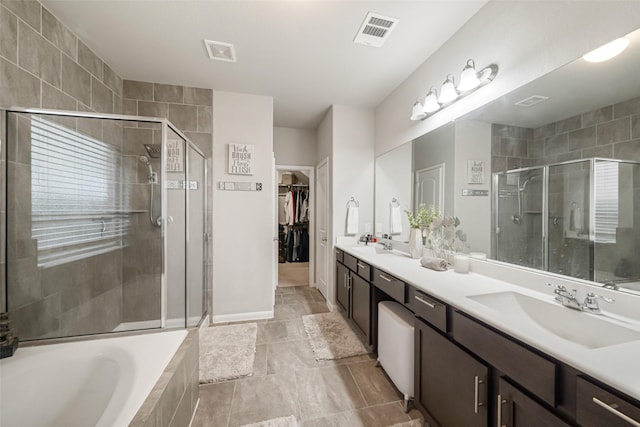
[335,248,344,263]
[577,376,640,426]
[452,311,557,406]
[413,290,447,333]
[373,269,405,303]
[343,253,358,272]
[356,260,371,281]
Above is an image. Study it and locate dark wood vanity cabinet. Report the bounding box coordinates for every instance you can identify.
[335,253,372,345]
[576,376,640,426]
[498,377,571,427]
[415,317,489,427]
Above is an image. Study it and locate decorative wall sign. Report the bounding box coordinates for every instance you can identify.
[228,144,254,175]
[467,160,485,184]
[167,140,184,172]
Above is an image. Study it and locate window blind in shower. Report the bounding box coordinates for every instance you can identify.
[30,117,129,267]
[594,161,618,244]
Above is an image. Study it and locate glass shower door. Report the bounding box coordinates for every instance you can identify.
[547,161,592,280]
[186,144,205,327]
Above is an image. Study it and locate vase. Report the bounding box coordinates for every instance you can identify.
[409,228,423,259]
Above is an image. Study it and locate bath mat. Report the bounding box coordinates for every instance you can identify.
[199,323,257,383]
[390,419,424,427]
[240,415,298,427]
[302,312,368,360]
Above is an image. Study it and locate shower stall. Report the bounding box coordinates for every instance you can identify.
[493,158,640,284]
[1,108,207,341]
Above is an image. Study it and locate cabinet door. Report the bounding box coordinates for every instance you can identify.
[498,378,570,427]
[336,262,349,312]
[577,376,640,427]
[415,318,489,427]
[351,273,370,343]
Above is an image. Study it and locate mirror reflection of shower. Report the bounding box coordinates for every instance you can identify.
[512,175,539,225]
[139,155,162,227]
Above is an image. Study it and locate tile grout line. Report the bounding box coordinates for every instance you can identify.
[345,361,369,408]
[225,379,238,427]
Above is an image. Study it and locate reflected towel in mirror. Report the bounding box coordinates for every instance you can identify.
[390,205,403,234]
[346,206,359,235]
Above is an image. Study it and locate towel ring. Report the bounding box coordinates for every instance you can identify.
[346,197,359,208]
[391,198,400,207]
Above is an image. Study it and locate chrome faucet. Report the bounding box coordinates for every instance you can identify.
[377,234,393,251]
[549,284,614,314]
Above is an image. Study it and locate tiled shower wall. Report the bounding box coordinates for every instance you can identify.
[122,80,214,321]
[0,0,126,337]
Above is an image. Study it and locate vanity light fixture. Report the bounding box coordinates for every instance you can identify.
[438,74,458,104]
[411,100,427,121]
[583,38,629,63]
[422,87,441,113]
[410,59,499,121]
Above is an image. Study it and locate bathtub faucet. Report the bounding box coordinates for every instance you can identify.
[0,312,19,358]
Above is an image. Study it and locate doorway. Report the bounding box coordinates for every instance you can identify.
[275,166,315,291]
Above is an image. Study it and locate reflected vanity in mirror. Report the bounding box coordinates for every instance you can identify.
[375,26,640,295]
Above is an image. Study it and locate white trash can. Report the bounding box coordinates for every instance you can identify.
[378,300,415,412]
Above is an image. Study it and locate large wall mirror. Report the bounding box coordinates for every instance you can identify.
[375,26,640,295]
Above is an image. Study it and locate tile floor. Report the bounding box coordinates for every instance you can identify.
[277,262,310,287]
[192,285,424,427]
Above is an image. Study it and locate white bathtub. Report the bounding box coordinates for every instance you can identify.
[0,330,187,427]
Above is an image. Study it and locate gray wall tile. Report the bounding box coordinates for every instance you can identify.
[0,5,18,63]
[556,114,582,134]
[77,40,103,80]
[544,134,568,157]
[139,101,169,118]
[614,139,640,162]
[597,117,631,145]
[534,122,556,139]
[184,132,212,158]
[197,106,212,133]
[12,293,60,339]
[582,144,613,159]
[614,96,640,119]
[499,137,527,157]
[42,81,76,110]
[154,83,183,103]
[41,6,76,60]
[124,80,154,101]
[169,103,197,131]
[582,105,612,127]
[18,21,60,88]
[123,99,137,115]
[0,57,40,108]
[633,115,640,140]
[184,86,212,106]
[1,0,40,32]
[61,54,91,106]
[568,126,596,151]
[113,93,122,114]
[91,76,113,113]
[103,62,122,96]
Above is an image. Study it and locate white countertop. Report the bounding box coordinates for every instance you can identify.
[337,243,640,401]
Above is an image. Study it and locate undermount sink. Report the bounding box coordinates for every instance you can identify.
[468,291,640,349]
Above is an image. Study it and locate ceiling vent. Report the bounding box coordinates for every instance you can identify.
[204,40,236,63]
[353,12,399,47]
[515,95,549,107]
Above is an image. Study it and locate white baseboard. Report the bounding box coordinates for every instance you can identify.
[211,310,274,324]
[326,300,335,312]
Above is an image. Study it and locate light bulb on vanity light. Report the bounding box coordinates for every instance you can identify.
[422,87,441,114]
[438,75,458,104]
[457,59,481,92]
[411,99,427,120]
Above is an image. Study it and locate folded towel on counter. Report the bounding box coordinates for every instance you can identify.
[346,206,359,235]
[420,255,448,271]
[389,205,402,234]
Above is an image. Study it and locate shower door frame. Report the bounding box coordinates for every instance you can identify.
[1,107,208,334]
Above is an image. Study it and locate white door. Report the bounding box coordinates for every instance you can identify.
[415,164,445,213]
[316,158,329,300]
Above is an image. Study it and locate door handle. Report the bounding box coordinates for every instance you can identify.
[497,394,507,427]
[592,397,640,426]
[474,376,484,414]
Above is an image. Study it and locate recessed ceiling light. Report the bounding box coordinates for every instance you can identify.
[204,40,236,63]
[583,38,629,63]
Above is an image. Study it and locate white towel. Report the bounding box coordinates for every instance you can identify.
[346,206,359,235]
[390,205,402,235]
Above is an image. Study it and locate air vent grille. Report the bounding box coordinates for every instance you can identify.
[515,95,549,107]
[204,40,236,63]
[354,12,399,47]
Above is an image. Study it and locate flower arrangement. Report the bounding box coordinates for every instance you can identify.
[426,216,470,255]
[405,204,439,230]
